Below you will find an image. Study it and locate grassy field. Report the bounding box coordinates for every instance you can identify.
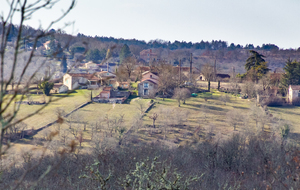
[141,91,253,145]
[6,90,93,130]
[8,87,300,150]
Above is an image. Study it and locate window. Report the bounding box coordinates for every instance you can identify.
[144,89,149,95]
[144,83,149,88]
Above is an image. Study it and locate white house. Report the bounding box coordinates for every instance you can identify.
[288,85,300,103]
[63,73,101,90]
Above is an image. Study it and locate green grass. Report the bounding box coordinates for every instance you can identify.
[6,89,91,130]
[268,106,300,133]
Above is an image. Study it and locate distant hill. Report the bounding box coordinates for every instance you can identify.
[2,23,300,74]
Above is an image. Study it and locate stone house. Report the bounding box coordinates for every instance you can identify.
[63,73,101,90]
[288,85,300,103]
[95,71,117,86]
[51,83,68,93]
[93,87,130,104]
[138,71,159,98]
[84,61,98,69]
[117,82,130,89]
[139,49,157,63]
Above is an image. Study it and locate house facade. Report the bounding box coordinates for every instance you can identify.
[138,71,159,98]
[63,73,101,90]
[93,86,130,104]
[139,49,157,63]
[288,85,300,103]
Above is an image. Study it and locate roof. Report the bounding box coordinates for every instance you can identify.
[103,87,113,91]
[66,73,100,81]
[141,78,158,84]
[142,71,158,76]
[216,74,231,78]
[53,83,63,88]
[173,66,200,73]
[140,49,157,55]
[289,85,300,90]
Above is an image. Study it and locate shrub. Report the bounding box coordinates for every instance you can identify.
[262,96,284,106]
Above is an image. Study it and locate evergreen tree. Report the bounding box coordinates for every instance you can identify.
[245,50,270,81]
[281,58,300,90]
[39,81,54,96]
[60,55,68,73]
[86,49,101,62]
[245,50,266,71]
[119,44,131,63]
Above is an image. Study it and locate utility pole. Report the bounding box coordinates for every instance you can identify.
[190,53,193,82]
[214,59,217,81]
[179,59,181,86]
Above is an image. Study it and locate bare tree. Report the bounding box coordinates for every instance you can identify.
[226,109,241,131]
[0,1,76,188]
[201,63,215,81]
[117,56,136,81]
[219,94,230,105]
[157,62,176,100]
[149,113,158,128]
[135,99,146,115]
[173,88,191,107]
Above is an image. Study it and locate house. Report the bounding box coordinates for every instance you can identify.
[140,49,158,63]
[99,87,113,99]
[99,63,117,72]
[216,74,231,81]
[63,73,101,90]
[95,71,116,85]
[43,40,51,50]
[288,85,300,103]
[84,61,98,69]
[118,82,130,89]
[138,71,159,98]
[51,83,68,93]
[93,87,130,104]
[198,73,230,81]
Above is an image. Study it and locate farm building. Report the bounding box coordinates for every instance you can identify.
[288,85,300,104]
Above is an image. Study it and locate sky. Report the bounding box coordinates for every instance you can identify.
[2,0,300,49]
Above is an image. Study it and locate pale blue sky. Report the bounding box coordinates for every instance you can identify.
[2,0,300,49]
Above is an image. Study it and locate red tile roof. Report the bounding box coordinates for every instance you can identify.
[141,78,158,84]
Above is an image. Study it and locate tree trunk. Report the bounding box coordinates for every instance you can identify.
[178,100,180,107]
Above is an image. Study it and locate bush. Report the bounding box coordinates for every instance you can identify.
[262,96,284,106]
[292,97,300,106]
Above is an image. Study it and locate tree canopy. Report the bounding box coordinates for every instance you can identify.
[281,58,300,89]
[245,50,270,81]
[86,49,102,62]
[119,44,131,63]
[245,50,266,71]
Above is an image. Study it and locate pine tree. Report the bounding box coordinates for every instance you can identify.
[281,58,300,92]
[86,49,101,62]
[245,50,266,71]
[119,44,131,64]
[245,50,270,81]
[60,55,68,73]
